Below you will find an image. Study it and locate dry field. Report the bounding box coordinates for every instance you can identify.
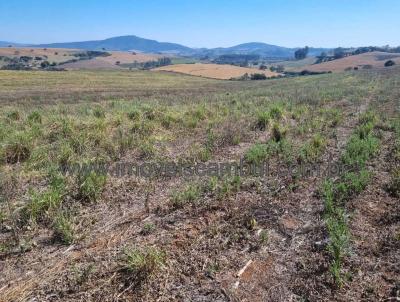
[0,47,78,65]
[0,67,399,301]
[62,51,165,70]
[154,63,280,79]
[295,51,400,72]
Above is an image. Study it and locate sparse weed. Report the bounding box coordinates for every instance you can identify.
[53,212,74,244]
[127,108,141,121]
[342,134,379,166]
[77,170,107,202]
[93,106,105,118]
[170,183,201,209]
[259,230,269,246]
[387,168,400,197]
[298,134,326,163]
[245,143,269,164]
[271,123,287,142]
[28,111,42,124]
[1,131,32,164]
[6,110,21,121]
[256,111,270,130]
[141,223,156,235]
[269,104,284,120]
[121,246,166,285]
[22,176,66,224]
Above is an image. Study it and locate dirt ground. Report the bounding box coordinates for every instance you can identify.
[0,68,399,301]
[154,63,279,79]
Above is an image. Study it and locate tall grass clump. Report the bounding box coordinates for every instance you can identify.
[22,174,66,224]
[170,183,201,209]
[52,212,74,244]
[120,246,166,286]
[77,170,107,202]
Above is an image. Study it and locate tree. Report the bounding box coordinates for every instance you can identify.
[250,73,267,80]
[40,61,50,69]
[333,48,346,59]
[316,52,328,64]
[385,60,395,67]
[294,46,309,60]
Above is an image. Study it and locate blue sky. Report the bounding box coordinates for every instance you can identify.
[1,0,399,48]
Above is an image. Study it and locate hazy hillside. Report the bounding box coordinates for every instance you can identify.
[201,42,330,59]
[0,41,25,47]
[36,35,193,54]
[0,35,331,59]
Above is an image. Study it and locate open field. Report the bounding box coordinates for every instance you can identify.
[0,47,79,66]
[154,63,280,79]
[0,70,228,105]
[294,51,400,72]
[0,67,399,301]
[62,51,165,70]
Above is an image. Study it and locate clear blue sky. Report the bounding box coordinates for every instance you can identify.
[1,0,399,48]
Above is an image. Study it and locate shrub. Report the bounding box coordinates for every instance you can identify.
[121,247,166,284]
[384,60,395,67]
[40,61,50,68]
[250,73,267,80]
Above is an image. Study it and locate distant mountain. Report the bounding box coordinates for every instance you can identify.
[35,35,193,54]
[1,35,332,59]
[209,42,294,57]
[201,43,331,59]
[0,41,25,47]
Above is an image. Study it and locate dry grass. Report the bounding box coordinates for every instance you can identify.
[0,47,79,65]
[63,51,165,70]
[154,63,280,79]
[295,51,400,72]
[0,67,399,301]
[0,69,222,104]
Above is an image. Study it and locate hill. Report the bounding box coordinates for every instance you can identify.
[2,35,331,59]
[36,35,193,54]
[61,51,164,70]
[200,42,329,59]
[294,51,400,72]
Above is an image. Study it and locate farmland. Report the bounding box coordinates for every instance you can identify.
[293,51,400,73]
[154,63,279,79]
[0,66,399,301]
[62,51,165,70]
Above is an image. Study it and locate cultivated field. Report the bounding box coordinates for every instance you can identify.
[62,51,165,70]
[154,63,280,79]
[295,51,400,72]
[0,67,399,301]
